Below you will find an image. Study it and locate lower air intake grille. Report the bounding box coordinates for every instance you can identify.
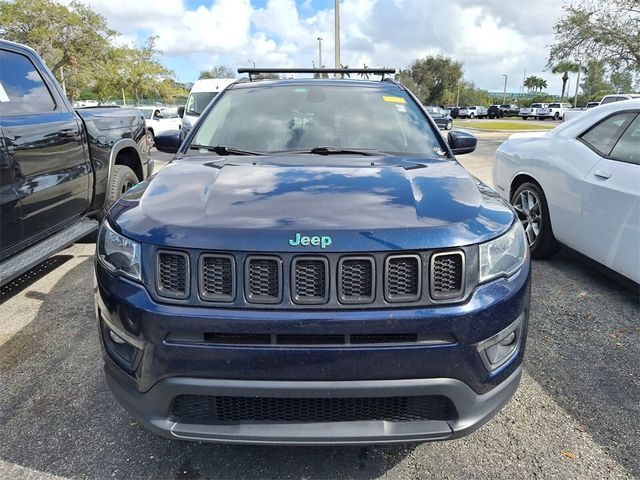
[200,254,235,301]
[339,257,375,304]
[292,257,328,304]
[172,395,456,423]
[385,255,421,302]
[431,251,464,299]
[246,256,281,303]
[157,251,189,299]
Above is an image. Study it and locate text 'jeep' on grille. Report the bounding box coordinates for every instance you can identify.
[95,68,530,445]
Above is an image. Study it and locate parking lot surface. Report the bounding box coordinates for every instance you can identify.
[1,131,638,479]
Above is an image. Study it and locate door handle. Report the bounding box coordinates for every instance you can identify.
[58,128,79,138]
[593,170,612,179]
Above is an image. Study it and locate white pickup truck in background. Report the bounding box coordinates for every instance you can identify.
[536,102,573,120]
[519,103,548,120]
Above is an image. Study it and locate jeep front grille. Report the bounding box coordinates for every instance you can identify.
[157,250,189,299]
[245,256,282,303]
[431,251,465,299]
[152,249,471,307]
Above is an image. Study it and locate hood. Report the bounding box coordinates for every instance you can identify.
[112,155,514,252]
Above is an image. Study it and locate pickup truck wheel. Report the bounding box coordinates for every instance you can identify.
[511,182,559,259]
[554,112,560,120]
[105,165,139,211]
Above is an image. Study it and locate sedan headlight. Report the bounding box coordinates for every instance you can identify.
[479,221,528,283]
[97,221,141,281]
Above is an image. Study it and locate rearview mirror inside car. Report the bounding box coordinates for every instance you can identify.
[154,130,182,154]
[448,130,477,155]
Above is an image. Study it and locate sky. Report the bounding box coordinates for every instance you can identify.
[67,0,572,94]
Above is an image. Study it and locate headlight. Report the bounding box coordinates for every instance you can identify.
[479,221,528,283]
[97,221,141,281]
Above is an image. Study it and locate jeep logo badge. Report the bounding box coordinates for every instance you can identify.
[288,233,332,249]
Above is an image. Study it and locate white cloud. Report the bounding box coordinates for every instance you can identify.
[72,0,572,93]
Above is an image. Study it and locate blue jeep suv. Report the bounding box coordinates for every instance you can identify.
[95,69,530,445]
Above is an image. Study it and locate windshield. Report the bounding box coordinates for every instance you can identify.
[186,92,219,116]
[140,109,153,119]
[191,84,444,156]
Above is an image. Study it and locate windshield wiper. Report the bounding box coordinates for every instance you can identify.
[189,145,263,156]
[307,146,384,156]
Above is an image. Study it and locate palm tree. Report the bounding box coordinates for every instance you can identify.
[538,78,548,92]
[551,61,580,101]
[340,64,350,79]
[524,75,537,92]
[358,64,369,80]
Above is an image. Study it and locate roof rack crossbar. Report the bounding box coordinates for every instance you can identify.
[237,67,396,81]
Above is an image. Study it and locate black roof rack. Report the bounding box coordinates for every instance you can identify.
[237,67,396,81]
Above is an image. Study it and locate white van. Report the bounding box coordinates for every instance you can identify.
[180,78,236,136]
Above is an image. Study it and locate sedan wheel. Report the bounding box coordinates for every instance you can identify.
[511,182,559,259]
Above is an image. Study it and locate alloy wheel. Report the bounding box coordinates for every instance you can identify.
[513,189,541,246]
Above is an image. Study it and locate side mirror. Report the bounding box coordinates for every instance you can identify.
[448,130,477,155]
[177,106,185,118]
[154,130,182,154]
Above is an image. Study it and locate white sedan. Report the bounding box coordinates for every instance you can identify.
[493,100,640,284]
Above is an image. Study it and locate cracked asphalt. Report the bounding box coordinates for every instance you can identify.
[1,131,638,479]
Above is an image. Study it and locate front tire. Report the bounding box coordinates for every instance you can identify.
[146,129,155,149]
[105,165,139,212]
[511,182,559,259]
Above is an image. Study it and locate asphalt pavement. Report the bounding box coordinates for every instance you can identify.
[1,132,638,479]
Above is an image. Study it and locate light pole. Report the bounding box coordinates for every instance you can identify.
[334,0,340,70]
[456,83,460,108]
[501,74,508,104]
[317,37,323,69]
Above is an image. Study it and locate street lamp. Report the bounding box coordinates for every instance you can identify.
[502,74,508,104]
[317,37,323,69]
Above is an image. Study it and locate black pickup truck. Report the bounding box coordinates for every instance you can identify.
[0,40,152,286]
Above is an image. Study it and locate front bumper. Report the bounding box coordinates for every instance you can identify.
[105,361,522,445]
[96,260,530,444]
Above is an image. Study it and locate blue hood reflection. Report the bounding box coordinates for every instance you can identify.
[111,155,514,251]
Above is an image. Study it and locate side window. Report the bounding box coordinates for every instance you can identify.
[0,49,56,116]
[580,113,636,157]
[609,114,640,165]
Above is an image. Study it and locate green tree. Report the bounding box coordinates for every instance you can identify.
[118,37,173,103]
[609,69,636,93]
[199,66,236,79]
[397,55,463,105]
[580,60,612,100]
[550,61,580,100]
[524,76,539,92]
[548,0,640,72]
[0,0,115,97]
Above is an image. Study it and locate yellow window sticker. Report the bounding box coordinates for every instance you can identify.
[383,95,406,104]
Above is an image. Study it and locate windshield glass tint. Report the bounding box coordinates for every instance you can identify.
[192,84,443,156]
[186,92,218,116]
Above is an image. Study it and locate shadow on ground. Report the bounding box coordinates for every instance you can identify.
[525,250,640,476]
